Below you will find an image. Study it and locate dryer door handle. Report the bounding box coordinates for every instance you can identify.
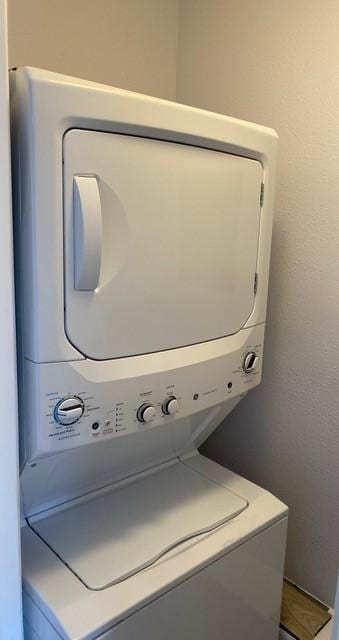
[73,176,102,291]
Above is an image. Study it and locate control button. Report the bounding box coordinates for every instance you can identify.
[162,396,179,416]
[137,403,156,423]
[243,351,258,373]
[54,396,84,425]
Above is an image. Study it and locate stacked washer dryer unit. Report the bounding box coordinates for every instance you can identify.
[11,68,287,640]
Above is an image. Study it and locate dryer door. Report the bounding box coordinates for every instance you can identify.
[63,130,262,360]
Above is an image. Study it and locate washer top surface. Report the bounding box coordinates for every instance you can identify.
[29,461,247,590]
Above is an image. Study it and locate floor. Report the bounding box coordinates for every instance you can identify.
[280,580,332,640]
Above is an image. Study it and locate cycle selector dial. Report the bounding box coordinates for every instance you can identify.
[54,396,84,425]
[243,351,259,373]
[162,396,179,416]
[137,403,156,423]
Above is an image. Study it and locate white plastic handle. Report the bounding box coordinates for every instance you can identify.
[73,176,102,291]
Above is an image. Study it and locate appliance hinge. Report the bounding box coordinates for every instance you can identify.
[254,272,258,295]
[260,183,265,207]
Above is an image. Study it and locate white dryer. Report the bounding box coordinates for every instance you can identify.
[10,68,287,640]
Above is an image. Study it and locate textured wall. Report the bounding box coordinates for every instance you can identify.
[7,0,179,100]
[177,0,339,605]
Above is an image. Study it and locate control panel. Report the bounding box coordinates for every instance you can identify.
[22,325,264,462]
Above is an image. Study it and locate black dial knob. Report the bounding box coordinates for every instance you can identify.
[162,396,179,415]
[137,403,156,423]
[243,352,258,373]
[54,396,84,425]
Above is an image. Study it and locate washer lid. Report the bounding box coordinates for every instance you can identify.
[29,462,247,590]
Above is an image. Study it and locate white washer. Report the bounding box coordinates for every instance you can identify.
[10,68,286,640]
[22,454,287,640]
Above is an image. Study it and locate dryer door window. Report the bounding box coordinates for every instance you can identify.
[63,130,262,360]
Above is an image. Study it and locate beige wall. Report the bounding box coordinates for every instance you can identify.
[8,0,179,99]
[177,0,339,606]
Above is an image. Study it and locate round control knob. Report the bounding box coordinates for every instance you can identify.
[162,396,179,416]
[137,403,156,423]
[243,351,258,374]
[54,396,84,425]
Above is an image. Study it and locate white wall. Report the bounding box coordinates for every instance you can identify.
[0,0,23,637]
[8,0,179,100]
[177,0,339,606]
[333,576,339,640]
